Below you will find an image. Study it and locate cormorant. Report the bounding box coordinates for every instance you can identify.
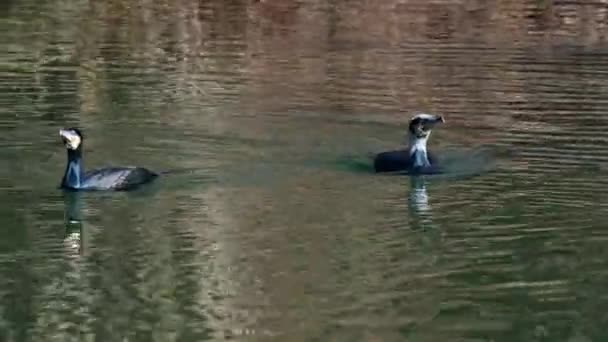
[59,128,158,191]
[374,113,445,174]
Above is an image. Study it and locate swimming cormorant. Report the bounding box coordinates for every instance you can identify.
[374,113,445,174]
[59,128,158,191]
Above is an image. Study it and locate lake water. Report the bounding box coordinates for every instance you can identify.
[2,1,608,341]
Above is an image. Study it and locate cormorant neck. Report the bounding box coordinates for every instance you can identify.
[408,135,430,168]
[62,148,84,189]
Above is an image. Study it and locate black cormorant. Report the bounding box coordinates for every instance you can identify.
[59,128,158,191]
[374,113,445,174]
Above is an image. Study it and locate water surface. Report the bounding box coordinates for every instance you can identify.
[2,1,608,341]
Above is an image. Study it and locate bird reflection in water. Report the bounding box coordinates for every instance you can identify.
[408,176,438,231]
[62,191,85,256]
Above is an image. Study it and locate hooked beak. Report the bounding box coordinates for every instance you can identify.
[59,129,81,150]
[427,115,445,130]
[59,129,70,143]
[410,114,445,139]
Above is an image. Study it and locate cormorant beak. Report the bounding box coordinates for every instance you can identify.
[59,129,70,143]
[408,113,445,139]
[428,115,444,125]
[59,129,81,150]
[424,115,445,130]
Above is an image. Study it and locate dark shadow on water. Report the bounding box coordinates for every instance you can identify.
[332,153,377,174]
[429,145,503,181]
[63,191,83,224]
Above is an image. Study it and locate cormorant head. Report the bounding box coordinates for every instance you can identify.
[59,128,83,151]
[408,113,444,140]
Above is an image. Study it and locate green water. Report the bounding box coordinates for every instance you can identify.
[2,1,608,341]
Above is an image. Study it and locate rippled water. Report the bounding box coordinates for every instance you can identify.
[2,0,608,341]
